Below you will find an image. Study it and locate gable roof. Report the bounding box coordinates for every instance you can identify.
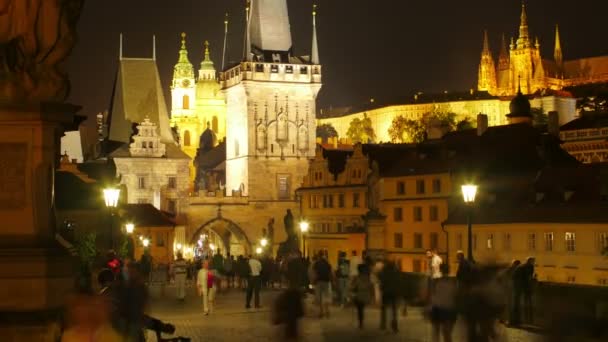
[108,58,174,144]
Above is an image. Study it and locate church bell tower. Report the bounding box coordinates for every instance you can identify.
[221,0,322,200]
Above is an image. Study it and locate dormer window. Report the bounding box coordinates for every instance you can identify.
[285,66,293,74]
[300,66,308,74]
[270,64,279,73]
[255,64,264,72]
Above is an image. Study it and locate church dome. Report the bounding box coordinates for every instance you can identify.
[508,90,532,118]
[199,125,217,152]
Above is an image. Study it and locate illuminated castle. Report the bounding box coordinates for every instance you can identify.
[478,2,608,96]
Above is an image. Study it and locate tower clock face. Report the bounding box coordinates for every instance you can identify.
[182,79,191,87]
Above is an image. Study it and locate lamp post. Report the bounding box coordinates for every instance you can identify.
[461,184,478,262]
[260,238,268,248]
[299,221,309,258]
[103,187,120,250]
[125,223,134,234]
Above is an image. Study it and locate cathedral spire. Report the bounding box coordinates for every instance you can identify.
[477,30,497,94]
[173,33,194,83]
[517,1,530,49]
[311,3,319,65]
[498,33,510,69]
[482,29,490,54]
[554,24,563,66]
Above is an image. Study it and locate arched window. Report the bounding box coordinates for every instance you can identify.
[183,130,191,146]
[212,116,219,133]
[182,95,190,109]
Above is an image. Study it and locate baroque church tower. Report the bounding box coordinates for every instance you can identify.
[221,0,322,200]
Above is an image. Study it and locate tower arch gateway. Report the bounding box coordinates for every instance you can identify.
[190,216,252,257]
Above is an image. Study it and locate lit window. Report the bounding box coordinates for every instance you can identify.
[393,207,403,222]
[487,234,494,250]
[394,233,403,248]
[565,232,576,252]
[544,232,554,252]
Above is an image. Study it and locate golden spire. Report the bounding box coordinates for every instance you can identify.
[554,24,563,65]
[204,40,210,60]
[517,1,530,48]
[482,30,490,53]
[181,32,187,50]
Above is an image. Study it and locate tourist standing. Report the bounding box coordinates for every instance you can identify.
[512,257,535,325]
[337,252,350,307]
[350,264,373,329]
[429,264,457,342]
[197,260,216,315]
[312,251,333,318]
[171,252,188,301]
[246,254,263,309]
[379,258,400,333]
[426,249,443,297]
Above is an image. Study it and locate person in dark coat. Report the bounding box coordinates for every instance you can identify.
[378,258,400,332]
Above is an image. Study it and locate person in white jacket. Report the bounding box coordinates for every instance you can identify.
[197,259,216,315]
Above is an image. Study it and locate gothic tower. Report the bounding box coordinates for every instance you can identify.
[477,30,497,93]
[508,2,545,95]
[221,0,322,200]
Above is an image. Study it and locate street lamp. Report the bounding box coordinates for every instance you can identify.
[299,221,309,258]
[255,246,262,255]
[142,238,150,248]
[125,223,134,234]
[260,238,268,247]
[461,184,478,262]
[103,187,121,250]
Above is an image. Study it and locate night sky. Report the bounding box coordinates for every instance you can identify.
[67,0,608,144]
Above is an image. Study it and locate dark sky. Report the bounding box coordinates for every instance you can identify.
[67,0,608,137]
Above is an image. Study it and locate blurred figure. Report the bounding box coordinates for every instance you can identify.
[379,258,400,333]
[312,251,333,318]
[286,252,305,291]
[426,249,443,299]
[117,261,149,341]
[350,264,373,329]
[349,250,362,280]
[462,263,505,342]
[211,249,224,292]
[455,251,473,289]
[371,258,384,306]
[197,259,216,315]
[430,264,457,342]
[237,255,249,289]
[512,257,535,325]
[246,254,263,309]
[224,253,234,289]
[272,288,304,341]
[502,259,520,325]
[337,251,350,307]
[61,294,122,342]
[171,251,188,301]
[106,250,122,278]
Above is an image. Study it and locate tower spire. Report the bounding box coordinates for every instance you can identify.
[517,1,530,48]
[554,24,563,66]
[477,30,497,94]
[199,41,216,80]
[311,3,319,65]
[482,29,490,53]
[173,32,194,83]
[222,12,229,70]
[244,0,252,61]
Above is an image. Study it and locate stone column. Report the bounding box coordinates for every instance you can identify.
[0,103,82,340]
[365,212,387,260]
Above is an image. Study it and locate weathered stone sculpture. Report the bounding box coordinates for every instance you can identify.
[277,209,299,258]
[0,0,84,102]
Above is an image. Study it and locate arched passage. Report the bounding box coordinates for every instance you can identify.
[190,217,251,257]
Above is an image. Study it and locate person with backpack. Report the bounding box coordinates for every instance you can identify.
[337,252,350,308]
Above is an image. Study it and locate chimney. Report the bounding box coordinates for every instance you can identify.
[548,111,559,136]
[477,113,488,136]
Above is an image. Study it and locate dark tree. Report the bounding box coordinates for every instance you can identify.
[316,124,338,143]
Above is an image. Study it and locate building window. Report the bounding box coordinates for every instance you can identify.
[156,232,165,247]
[167,199,176,213]
[308,195,313,209]
[456,233,463,250]
[544,232,554,252]
[397,181,405,195]
[353,193,360,207]
[598,233,608,254]
[337,222,343,233]
[416,180,425,194]
[432,179,441,193]
[328,195,334,208]
[503,233,512,251]
[413,206,423,222]
[338,194,345,208]
[598,278,608,286]
[138,176,146,189]
[414,233,423,249]
[528,233,537,251]
[182,94,190,109]
[394,233,403,248]
[487,234,494,249]
[167,176,177,189]
[277,174,291,200]
[566,275,576,283]
[393,207,403,222]
[430,233,439,250]
[565,232,576,252]
[413,259,422,273]
[183,130,191,147]
[429,205,439,221]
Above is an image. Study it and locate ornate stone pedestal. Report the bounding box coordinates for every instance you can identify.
[365,211,387,260]
[0,103,81,341]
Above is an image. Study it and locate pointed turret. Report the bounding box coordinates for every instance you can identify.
[172,33,195,86]
[554,24,563,66]
[477,30,497,94]
[516,1,530,48]
[311,3,319,65]
[498,33,510,69]
[249,0,293,60]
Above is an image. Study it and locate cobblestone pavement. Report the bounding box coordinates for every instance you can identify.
[147,285,543,342]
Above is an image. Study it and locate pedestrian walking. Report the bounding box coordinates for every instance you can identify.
[272,288,304,341]
[224,253,235,289]
[312,251,333,318]
[246,254,263,309]
[197,259,216,315]
[512,257,535,325]
[379,258,400,333]
[171,251,188,301]
[371,258,385,306]
[337,252,350,307]
[349,264,373,329]
[429,264,457,342]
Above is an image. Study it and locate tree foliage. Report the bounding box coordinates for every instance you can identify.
[456,118,475,131]
[316,124,338,143]
[388,109,463,143]
[346,113,376,143]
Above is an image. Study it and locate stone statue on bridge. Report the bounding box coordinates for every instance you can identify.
[277,209,299,259]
